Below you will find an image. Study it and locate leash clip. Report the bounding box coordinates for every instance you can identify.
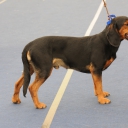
[107,14,116,25]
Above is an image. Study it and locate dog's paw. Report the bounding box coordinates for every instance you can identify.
[12,96,21,104]
[98,97,111,104]
[103,91,110,97]
[35,102,47,109]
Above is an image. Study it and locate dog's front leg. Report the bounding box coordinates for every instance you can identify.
[90,65,111,104]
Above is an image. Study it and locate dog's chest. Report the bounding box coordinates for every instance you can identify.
[103,57,114,70]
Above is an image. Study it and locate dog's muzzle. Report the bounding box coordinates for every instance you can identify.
[125,33,128,40]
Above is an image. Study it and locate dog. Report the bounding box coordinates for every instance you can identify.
[12,16,128,109]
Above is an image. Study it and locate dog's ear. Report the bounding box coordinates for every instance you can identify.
[106,22,121,47]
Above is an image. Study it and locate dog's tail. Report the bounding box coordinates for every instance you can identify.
[22,47,31,97]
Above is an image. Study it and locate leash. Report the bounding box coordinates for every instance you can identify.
[103,0,110,20]
[102,0,116,25]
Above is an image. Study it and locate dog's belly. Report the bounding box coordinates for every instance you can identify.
[75,68,91,73]
[53,58,90,73]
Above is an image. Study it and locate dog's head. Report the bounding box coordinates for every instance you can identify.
[106,16,128,47]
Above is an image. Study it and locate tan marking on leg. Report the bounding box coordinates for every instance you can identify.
[89,64,110,104]
[12,62,34,104]
[29,67,53,109]
[29,74,47,109]
[12,74,24,104]
[89,64,97,96]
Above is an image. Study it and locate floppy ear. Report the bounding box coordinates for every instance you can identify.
[106,23,121,47]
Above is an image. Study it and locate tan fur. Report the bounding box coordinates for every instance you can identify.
[103,57,114,70]
[12,74,24,104]
[27,51,31,61]
[119,21,128,39]
[29,73,47,109]
[89,63,110,104]
[53,58,69,69]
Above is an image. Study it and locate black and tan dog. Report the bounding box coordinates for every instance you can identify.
[12,16,128,109]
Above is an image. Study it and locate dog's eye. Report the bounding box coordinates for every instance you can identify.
[125,24,128,26]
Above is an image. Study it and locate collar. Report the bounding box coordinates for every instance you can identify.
[107,15,116,26]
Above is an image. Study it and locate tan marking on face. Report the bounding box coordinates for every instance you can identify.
[53,58,69,69]
[119,20,128,39]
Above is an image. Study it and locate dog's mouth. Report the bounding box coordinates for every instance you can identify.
[125,33,128,40]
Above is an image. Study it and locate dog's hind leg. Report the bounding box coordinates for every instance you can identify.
[12,74,24,104]
[29,68,53,109]
[12,65,34,104]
